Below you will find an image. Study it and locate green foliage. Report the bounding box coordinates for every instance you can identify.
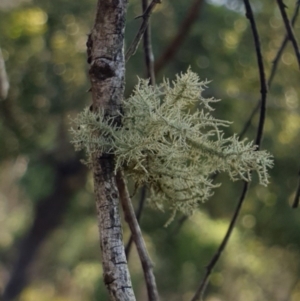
[71,69,273,220]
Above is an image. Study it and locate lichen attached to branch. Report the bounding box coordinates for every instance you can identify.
[71,69,273,221]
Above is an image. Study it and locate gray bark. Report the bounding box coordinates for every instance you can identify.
[116,171,159,301]
[88,1,136,300]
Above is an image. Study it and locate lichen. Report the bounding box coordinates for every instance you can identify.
[70,69,273,222]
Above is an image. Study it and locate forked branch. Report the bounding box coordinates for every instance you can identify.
[126,0,161,62]
[276,0,300,68]
[239,0,300,139]
[117,171,159,301]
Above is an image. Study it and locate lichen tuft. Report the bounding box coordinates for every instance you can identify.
[70,69,273,222]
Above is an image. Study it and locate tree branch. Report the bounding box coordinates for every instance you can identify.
[125,185,147,259]
[154,0,204,74]
[142,0,156,85]
[238,0,300,140]
[88,1,136,300]
[116,171,159,301]
[243,0,268,147]
[276,0,300,68]
[125,0,155,260]
[190,183,249,301]
[239,1,300,210]
[191,0,268,299]
[125,0,161,62]
[238,101,260,139]
[292,169,300,208]
[275,1,300,209]
[269,0,300,85]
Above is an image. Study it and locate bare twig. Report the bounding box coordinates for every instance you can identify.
[275,1,300,209]
[243,0,268,146]
[142,0,156,85]
[276,0,300,68]
[238,0,300,139]
[125,0,161,62]
[190,183,249,301]
[292,169,300,208]
[238,101,260,139]
[269,0,300,85]
[125,185,147,258]
[117,171,159,301]
[125,0,156,260]
[191,1,268,299]
[154,0,204,74]
[174,0,297,237]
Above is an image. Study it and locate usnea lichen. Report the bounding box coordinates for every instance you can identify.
[70,69,273,221]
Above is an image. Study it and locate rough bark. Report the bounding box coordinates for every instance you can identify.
[88,1,136,300]
[116,171,159,301]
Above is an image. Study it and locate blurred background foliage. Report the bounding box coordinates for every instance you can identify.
[0,0,300,300]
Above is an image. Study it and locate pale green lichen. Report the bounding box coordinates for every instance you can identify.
[70,69,273,221]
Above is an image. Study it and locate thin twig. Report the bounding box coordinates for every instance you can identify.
[191,1,268,299]
[125,0,155,259]
[154,0,204,74]
[125,185,147,258]
[190,183,249,301]
[277,0,300,68]
[125,0,161,62]
[142,0,156,85]
[292,169,300,208]
[116,171,159,301]
[243,0,268,146]
[238,101,261,139]
[238,0,300,139]
[173,0,299,238]
[275,1,300,208]
[270,1,300,84]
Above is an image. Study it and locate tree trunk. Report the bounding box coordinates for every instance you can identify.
[88,1,136,300]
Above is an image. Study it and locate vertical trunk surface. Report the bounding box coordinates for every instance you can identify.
[88,1,136,300]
